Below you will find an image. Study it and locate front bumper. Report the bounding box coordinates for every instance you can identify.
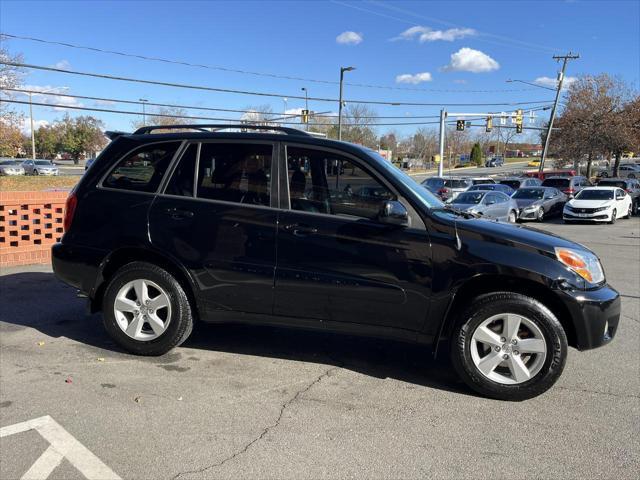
[557,283,620,350]
[519,208,540,220]
[563,210,611,222]
[37,169,59,176]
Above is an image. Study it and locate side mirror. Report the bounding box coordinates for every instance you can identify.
[379,200,409,227]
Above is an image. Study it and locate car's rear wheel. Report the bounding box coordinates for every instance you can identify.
[633,200,639,216]
[508,210,517,223]
[103,262,194,356]
[450,292,567,401]
[609,209,617,224]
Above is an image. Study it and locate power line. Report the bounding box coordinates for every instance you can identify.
[0,61,556,107]
[4,87,551,119]
[0,98,452,126]
[0,32,540,94]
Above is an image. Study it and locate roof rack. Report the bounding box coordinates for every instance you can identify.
[132,124,311,136]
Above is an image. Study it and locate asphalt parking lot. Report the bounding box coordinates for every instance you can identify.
[1,218,638,480]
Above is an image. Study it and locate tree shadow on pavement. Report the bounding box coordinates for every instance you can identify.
[0,271,472,397]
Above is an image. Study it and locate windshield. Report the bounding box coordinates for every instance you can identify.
[366,150,444,209]
[542,178,569,188]
[452,191,484,204]
[575,189,614,200]
[444,179,471,188]
[0,161,19,166]
[472,178,495,184]
[34,160,52,165]
[468,184,495,191]
[513,188,545,199]
[597,181,625,188]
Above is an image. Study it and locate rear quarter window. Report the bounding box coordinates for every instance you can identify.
[103,142,181,192]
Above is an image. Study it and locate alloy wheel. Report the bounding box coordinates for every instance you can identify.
[470,313,547,385]
[113,279,172,341]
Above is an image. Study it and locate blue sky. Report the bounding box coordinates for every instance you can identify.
[1,0,638,137]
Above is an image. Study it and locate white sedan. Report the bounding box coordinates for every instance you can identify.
[563,187,633,224]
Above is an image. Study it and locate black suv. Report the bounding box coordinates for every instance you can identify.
[53,125,620,400]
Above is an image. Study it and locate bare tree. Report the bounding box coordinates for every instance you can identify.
[552,74,637,177]
[131,107,190,129]
[0,46,26,156]
[241,104,275,125]
[411,127,439,164]
[329,104,378,148]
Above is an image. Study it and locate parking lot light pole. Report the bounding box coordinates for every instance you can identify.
[438,109,446,177]
[338,66,355,141]
[301,88,309,131]
[139,99,148,125]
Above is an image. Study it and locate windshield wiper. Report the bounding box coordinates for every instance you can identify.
[439,205,478,219]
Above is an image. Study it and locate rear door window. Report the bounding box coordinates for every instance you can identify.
[103,142,181,192]
[165,143,198,197]
[196,143,273,207]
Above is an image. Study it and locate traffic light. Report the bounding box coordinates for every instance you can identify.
[515,109,523,134]
[485,117,493,133]
[301,109,309,123]
[456,120,465,131]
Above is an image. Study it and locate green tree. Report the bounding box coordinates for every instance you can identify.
[57,115,107,163]
[470,142,483,166]
[34,124,60,159]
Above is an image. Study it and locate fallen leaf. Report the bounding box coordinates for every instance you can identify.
[65,377,72,384]
[134,396,142,403]
[37,341,45,346]
[97,357,105,362]
[177,396,183,401]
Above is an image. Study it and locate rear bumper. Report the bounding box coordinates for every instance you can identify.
[51,242,105,296]
[557,284,621,350]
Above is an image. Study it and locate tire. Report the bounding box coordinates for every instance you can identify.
[629,174,636,179]
[33,169,39,176]
[450,292,568,401]
[507,210,517,223]
[633,200,639,216]
[625,203,632,219]
[536,207,545,222]
[609,209,617,224]
[102,262,194,356]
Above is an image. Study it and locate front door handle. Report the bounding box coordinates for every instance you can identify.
[163,207,194,219]
[284,223,318,237]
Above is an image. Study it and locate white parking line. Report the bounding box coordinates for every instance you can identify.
[0,415,121,480]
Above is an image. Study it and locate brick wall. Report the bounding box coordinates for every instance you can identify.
[0,191,68,268]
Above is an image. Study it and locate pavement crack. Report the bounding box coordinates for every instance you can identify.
[171,366,337,480]
[557,385,639,399]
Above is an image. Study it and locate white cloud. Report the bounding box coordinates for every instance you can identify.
[441,48,499,73]
[395,72,433,84]
[534,76,577,89]
[336,31,363,45]
[393,26,476,42]
[50,60,71,70]
[21,85,83,111]
[19,118,49,136]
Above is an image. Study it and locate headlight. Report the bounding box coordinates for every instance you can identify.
[564,205,573,212]
[523,205,538,211]
[594,205,611,212]
[555,247,604,284]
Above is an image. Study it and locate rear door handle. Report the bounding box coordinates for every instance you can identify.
[284,223,318,237]
[163,207,194,219]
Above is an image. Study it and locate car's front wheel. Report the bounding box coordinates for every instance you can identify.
[507,210,517,223]
[451,292,567,401]
[609,209,617,224]
[102,262,194,356]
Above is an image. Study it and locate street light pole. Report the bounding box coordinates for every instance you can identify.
[539,52,579,173]
[29,93,36,159]
[139,98,148,125]
[300,88,309,131]
[438,109,446,177]
[282,97,288,123]
[338,66,355,141]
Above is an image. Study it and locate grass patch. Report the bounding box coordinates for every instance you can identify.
[0,176,79,191]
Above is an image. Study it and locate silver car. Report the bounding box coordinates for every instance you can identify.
[449,190,519,222]
[0,160,25,176]
[21,159,59,176]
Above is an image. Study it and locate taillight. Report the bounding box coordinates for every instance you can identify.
[626,189,632,193]
[63,192,77,232]
[438,187,449,195]
[563,188,575,194]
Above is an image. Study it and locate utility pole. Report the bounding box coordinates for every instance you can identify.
[338,66,355,141]
[29,93,36,160]
[539,52,579,173]
[438,109,446,176]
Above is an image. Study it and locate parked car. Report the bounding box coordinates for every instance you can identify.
[21,159,59,176]
[541,176,590,198]
[85,158,96,171]
[596,178,640,215]
[524,169,577,180]
[466,183,515,196]
[616,163,640,179]
[0,160,25,176]
[448,190,519,222]
[52,124,621,401]
[498,177,542,190]
[512,187,566,222]
[469,176,496,185]
[421,176,472,201]
[563,187,633,224]
[485,156,504,167]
